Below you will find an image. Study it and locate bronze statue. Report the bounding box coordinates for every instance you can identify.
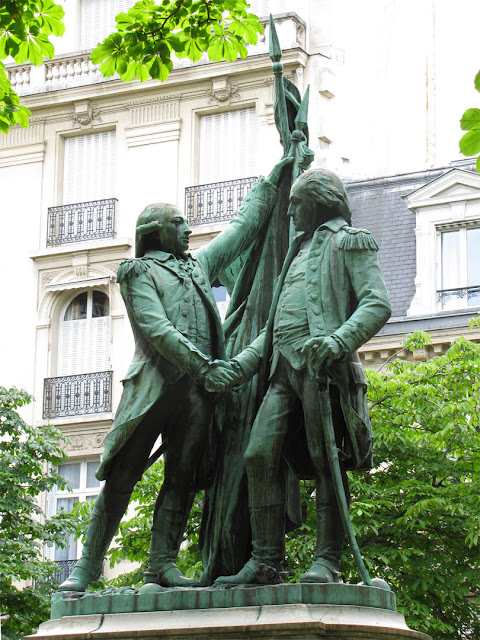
[58,157,292,593]
[215,168,391,586]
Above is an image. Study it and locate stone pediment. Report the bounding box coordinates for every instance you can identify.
[404,168,480,209]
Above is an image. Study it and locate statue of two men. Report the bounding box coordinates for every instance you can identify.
[59,161,391,592]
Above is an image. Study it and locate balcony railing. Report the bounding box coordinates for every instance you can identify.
[43,371,113,419]
[47,198,116,246]
[185,177,257,226]
[53,559,78,583]
[437,285,480,309]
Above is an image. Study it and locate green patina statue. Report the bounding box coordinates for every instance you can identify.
[58,16,391,594]
[58,156,292,593]
[215,168,391,586]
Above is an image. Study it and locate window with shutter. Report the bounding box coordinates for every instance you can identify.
[199,108,257,185]
[247,0,270,17]
[63,131,117,205]
[81,0,135,51]
[58,291,111,376]
[45,459,101,567]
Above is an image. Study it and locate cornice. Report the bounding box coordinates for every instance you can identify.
[19,49,307,113]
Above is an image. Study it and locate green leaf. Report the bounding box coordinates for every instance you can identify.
[135,62,150,82]
[475,70,480,92]
[460,108,480,131]
[90,42,117,65]
[459,129,480,156]
[34,33,54,59]
[28,39,44,66]
[100,56,117,77]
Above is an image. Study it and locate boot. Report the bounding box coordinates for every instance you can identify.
[145,491,199,587]
[215,475,285,586]
[58,492,125,592]
[300,475,347,584]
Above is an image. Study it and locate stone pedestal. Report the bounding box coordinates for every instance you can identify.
[30,584,431,640]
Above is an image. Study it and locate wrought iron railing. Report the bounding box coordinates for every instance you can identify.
[46,198,116,246]
[43,371,113,419]
[53,559,78,583]
[185,177,257,226]
[437,285,480,308]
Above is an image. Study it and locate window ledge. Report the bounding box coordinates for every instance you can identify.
[30,237,132,262]
[37,413,114,428]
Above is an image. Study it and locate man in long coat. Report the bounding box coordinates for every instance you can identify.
[59,158,290,592]
[217,168,392,585]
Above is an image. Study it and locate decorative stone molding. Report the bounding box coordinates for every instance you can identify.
[41,271,56,288]
[104,261,123,275]
[71,101,102,126]
[0,123,44,148]
[0,142,45,167]
[130,100,180,125]
[125,119,182,147]
[64,432,107,453]
[259,102,275,126]
[125,95,181,109]
[73,265,89,278]
[206,78,240,104]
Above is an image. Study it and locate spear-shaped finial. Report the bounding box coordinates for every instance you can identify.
[268,14,291,154]
[268,13,282,62]
[294,85,310,135]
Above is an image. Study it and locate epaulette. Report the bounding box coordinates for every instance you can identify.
[116,258,149,283]
[339,227,379,251]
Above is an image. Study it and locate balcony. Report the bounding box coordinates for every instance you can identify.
[437,285,480,310]
[185,177,257,226]
[6,13,306,97]
[47,198,116,247]
[53,559,78,583]
[43,371,113,419]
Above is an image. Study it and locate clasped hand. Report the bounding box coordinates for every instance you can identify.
[301,336,342,379]
[202,360,241,392]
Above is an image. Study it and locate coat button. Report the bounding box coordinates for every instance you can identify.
[310,279,318,285]
[310,264,318,271]
[315,250,321,257]
[182,309,188,317]
[310,294,318,301]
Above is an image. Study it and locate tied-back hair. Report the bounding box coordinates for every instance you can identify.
[294,169,352,225]
[135,203,178,257]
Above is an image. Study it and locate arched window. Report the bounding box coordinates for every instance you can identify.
[58,290,111,375]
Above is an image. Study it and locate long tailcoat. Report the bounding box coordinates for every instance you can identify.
[97,178,277,481]
[261,216,392,473]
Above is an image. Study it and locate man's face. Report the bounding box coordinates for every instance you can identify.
[287,180,334,232]
[155,207,192,256]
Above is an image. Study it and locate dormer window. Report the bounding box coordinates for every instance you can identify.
[404,168,480,316]
[440,227,480,309]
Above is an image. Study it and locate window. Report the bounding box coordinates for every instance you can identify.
[440,228,480,309]
[81,0,135,50]
[247,0,270,16]
[63,131,117,205]
[199,108,257,184]
[46,459,101,573]
[58,290,111,376]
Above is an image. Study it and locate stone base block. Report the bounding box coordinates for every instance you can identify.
[32,603,431,640]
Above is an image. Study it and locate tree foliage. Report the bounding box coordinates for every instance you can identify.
[0,387,77,640]
[75,333,480,639]
[459,70,480,172]
[0,1,65,133]
[0,1,262,133]
[91,0,263,83]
